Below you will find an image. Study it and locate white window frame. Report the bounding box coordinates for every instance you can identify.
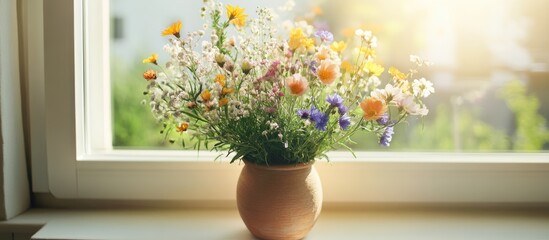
[32,0,549,203]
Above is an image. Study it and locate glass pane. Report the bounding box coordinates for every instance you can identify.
[110,0,549,151]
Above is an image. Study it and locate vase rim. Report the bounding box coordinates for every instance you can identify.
[242,160,314,171]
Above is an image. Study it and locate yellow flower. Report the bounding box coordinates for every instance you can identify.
[176,122,189,133]
[364,61,384,76]
[226,5,247,28]
[360,47,376,58]
[340,60,354,73]
[388,67,408,81]
[288,28,305,51]
[360,97,387,121]
[142,54,158,64]
[161,20,182,38]
[201,90,211,102]
[214,74,225,87]
[330,41,347,54]
[301,38,315,52]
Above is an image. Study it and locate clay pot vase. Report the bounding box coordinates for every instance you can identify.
[236,160,323,240]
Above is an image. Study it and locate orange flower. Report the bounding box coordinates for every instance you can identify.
[201,90,211,102]
[218,98,229,107]
[221,87,234,95]
[286,74,308,96]
[176,122,189,133]
[162,20,182,38]
[214,74,225,86]
[317,60,340,85]
[142,54,158,64]
[143,70,157,80]
[360,97,387,120]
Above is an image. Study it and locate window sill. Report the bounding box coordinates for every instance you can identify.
[2,207,549,239]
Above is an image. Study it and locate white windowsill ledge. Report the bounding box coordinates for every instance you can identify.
[1,208,549,240]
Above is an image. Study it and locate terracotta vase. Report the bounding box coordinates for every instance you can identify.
[236,160,323,240]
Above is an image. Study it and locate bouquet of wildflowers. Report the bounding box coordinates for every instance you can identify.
[142,0,434,165]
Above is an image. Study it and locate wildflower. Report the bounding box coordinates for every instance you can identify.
[143,70,157,80]
[226,5,247,28]
[142,54,158,64]
[258,61,280,81]
[297,109,310,119]
[215,74,226,86]
[288,28,305,51]
[359,47,376,58]
[388,67,408,81]
[215,54,226,67]
[219,98,229,107]
[315,47,331,62]
[412,78,435,98]
[161,20,182,38]
[317,59,340,85]
[288,28,315,52]
[339,114,351,130]
[340,60,354,73]
[241,61,253,75]
[364,61,384,77]
[379,126,394,147]
[310,106,329,131]
[398,95,428,116]
[222,87,234,95]
[366,76,381,89]
[186,101,197,109]
[176,122,189,133]
[360,97,387,120]
[371,84,404,104]
[326,94,344,108]
[330,41,347,54]
[376,113,390,125]
[314,30,334,43]
[300,38,315,53]
[286,73,309,96]
[308,61,318,74]
[201,89,212,102]
[355,29,377,48]
[338,105,348,115]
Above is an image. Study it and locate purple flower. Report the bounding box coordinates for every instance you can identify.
[326,94,344,108]
[309,61,318,74]
[314,30,334,43]
[379,126,395,147]
[339,114,351,130]
[310,106,329,131]
[376,113,390,125]
[338,105,348,115]
[297,109,310,119]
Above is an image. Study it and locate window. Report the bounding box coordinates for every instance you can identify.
[32,0,549,202]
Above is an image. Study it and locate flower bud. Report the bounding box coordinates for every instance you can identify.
[215,54,226,67]
[241,61,253,75]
